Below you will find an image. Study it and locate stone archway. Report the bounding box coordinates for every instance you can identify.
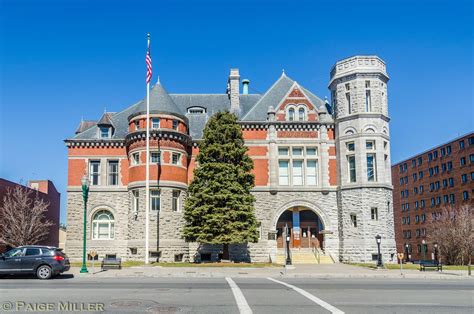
[275,207,325,249]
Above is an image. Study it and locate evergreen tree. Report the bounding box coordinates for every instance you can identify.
[183,111,258,260]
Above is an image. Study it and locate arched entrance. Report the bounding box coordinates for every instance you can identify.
[276,207,324,249]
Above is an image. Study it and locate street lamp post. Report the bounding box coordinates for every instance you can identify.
[375,235,382,268]
[405,243,409,263]
[80,175,90,274]
[422,239,426,261]
[285,224,292,266]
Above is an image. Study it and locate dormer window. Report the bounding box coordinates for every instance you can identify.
[100,127,111,139]
[298,106,306,121]
[152,118,160,129]
[287,106,295,121]
[187,107,206,114]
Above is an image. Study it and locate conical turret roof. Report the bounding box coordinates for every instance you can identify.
[129,81,184,120]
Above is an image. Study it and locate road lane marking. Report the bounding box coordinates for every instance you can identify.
[225,277,253,314]
[267,277,344,314]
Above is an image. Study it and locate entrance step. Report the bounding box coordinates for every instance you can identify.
[275,251,334,264]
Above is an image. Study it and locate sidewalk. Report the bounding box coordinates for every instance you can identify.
[69,263,473,280]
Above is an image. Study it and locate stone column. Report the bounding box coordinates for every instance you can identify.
[267,106,278,193]
[319,125,329,189]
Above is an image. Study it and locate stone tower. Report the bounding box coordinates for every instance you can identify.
[329,56,396,262]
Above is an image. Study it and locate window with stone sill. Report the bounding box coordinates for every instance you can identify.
[350,214,357,227]
[152,118,160,129]
[172,190,181,212]
[278,146,318,186]
[171,153,181,165]
[131,152,140,165]
[150,189,160,211]
[92,210,115,240]
[150,151,161,164]
[89,160,100,186]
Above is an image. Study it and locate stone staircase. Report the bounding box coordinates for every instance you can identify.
[275,248,334,264]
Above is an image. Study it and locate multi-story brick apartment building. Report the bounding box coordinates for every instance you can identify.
[392,133,474,261]
[65,55,396,263]
[0,179,60,252]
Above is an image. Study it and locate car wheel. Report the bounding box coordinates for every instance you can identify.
[36,265,52,280]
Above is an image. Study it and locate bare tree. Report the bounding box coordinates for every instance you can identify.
[0,185,54,247]
[428,205,473,266]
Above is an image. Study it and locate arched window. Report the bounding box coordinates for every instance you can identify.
[298,107,306,121]
[287,107,295,121]
[92,210,115,240]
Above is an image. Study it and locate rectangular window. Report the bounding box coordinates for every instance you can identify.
[306,147,317,156]
[348,155,356,183]
[107,160,119,186]
[89,161,100,185]
[367,153,376,182]
[421,200,425,208]
[172,120,179,130]
[411,159,416,168]
[470,137,474,145]
[461,174,467,183]
[449,194,455,204]
[366,140,375,150]
[278,147,289,156]
[152,118,160,129]
[365,80,371,88]
[100,127,110,139]
[346,142,355,151]
[459,140,465,149]
[346,92,351,114]
[449,177,454,187]
[134,120,140,130]
[292,147,303,156]
[306,160,317,185]
[172,190,180,212]
[463,191,469,201]
[132,190,139,213]
[470,154,474,163]
[292,160,304,185]
[441,147,446,157]
[417,157,422,165]
[447,145,452,155]
[443,179,448,188]
[420,185,424,192]
[461,157,466,166]
[278,160,289,185]
[413,173,417,181]
[171,153,181,165]
[132,152,140,165]
[447,161,453,171]
[150,189,160,211]
[371,207,378,220]
[428,153,433,162]
[433,150,438,159]
[419,171,423,179]
[150,152,160,164]
[350,214,357,227]
[365,90,372,112]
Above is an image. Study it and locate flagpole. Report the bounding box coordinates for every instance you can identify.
[145,33,151,264]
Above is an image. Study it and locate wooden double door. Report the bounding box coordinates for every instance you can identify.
[276,222,323,249]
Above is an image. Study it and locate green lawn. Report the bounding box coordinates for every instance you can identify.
[70,261,280,268]
[349,262,471,271]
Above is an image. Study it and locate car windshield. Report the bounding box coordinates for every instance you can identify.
[4,248,23,258]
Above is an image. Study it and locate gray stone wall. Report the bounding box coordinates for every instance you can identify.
[338,187,396,263]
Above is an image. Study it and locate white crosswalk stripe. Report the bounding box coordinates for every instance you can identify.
[267,277,344,314]
[226,277,253,314]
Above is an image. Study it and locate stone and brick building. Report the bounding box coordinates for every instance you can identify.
[65,55,396,263]
[392,133,474,261]
[0,179,60,252]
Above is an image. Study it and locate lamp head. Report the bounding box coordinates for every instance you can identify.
[375,234,381,244]
[81,174,90,189]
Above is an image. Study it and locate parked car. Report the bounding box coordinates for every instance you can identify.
[0,245,70,279]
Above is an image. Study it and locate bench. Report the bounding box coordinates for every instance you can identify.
[419,260,442,272]
[101,257,122,270]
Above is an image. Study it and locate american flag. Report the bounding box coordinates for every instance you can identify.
[146,36,152,84]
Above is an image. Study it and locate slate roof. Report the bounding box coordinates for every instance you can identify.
[70,74,327,140]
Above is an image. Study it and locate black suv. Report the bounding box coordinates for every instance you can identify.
[0,246,70,279]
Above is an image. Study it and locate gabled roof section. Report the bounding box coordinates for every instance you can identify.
[130,81,184,118]
[241,73,326,121]
[97,112,115,126]
[75,120,97,134]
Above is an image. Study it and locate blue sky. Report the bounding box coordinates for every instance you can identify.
[1,0,472,224]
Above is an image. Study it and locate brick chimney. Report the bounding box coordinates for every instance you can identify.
[228,68,240,114]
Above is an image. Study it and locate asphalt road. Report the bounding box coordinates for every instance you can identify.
[0,276,472,313]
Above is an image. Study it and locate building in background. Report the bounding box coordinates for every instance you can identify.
[66,55,396,263]
[392,133,474,261]
[0,179,60,252]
